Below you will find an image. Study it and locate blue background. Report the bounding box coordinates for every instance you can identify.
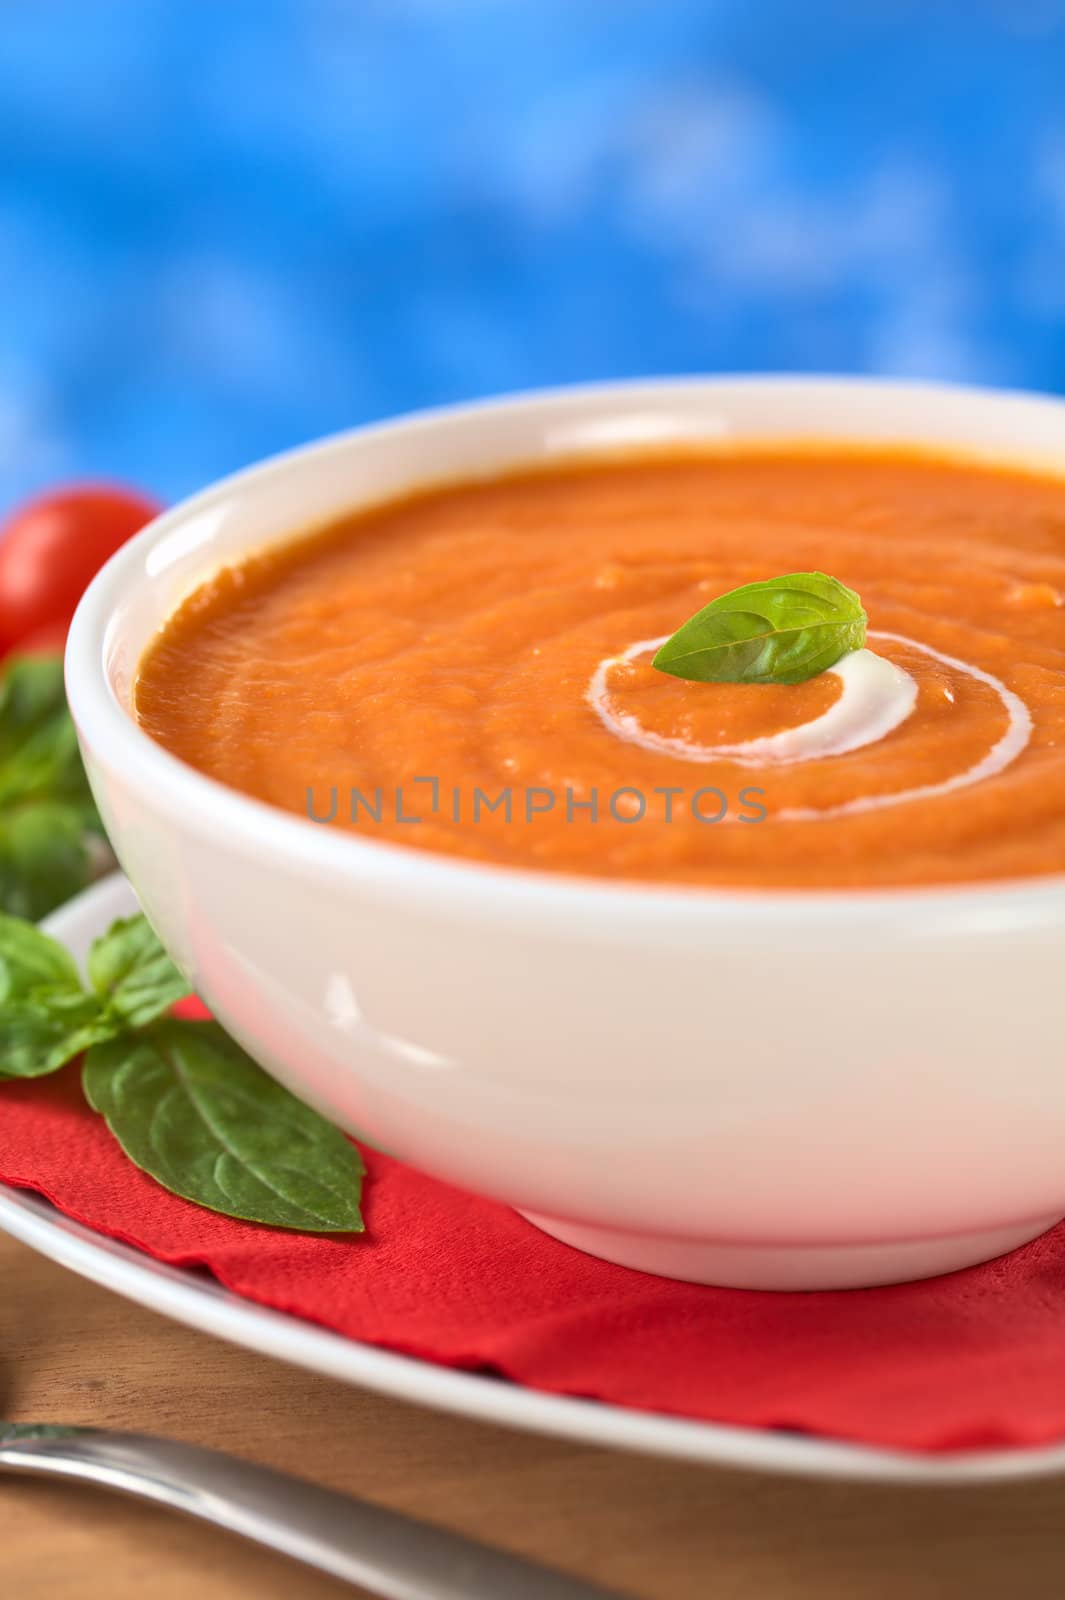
[2,0,1065,514]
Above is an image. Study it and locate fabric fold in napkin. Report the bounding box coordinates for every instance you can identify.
[5,1058,1065,1454]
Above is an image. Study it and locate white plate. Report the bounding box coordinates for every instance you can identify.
[1,873,1063,1486]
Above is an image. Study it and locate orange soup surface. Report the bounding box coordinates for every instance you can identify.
[136,449,1065,889]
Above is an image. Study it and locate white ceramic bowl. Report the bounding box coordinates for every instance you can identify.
[67,377,1065,1291]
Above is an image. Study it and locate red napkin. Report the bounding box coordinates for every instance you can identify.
[4,1046,1065,1454]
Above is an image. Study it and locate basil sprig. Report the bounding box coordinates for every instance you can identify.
[85,1022,366,1232]
[653,571,866,685]
[0,911,365,1233]
[0,653,110,918]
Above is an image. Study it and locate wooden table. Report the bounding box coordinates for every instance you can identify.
[3,1232,1065,1600]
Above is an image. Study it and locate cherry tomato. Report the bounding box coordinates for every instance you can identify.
[0,484,161,649]
[4,621,70,660]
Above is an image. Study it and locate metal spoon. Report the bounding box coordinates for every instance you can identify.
[1,1422,627,1598]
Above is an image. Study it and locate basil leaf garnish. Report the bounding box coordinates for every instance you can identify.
[88,914,191,1029]
[0,801,100,923]
[1,903,366,1234]
[0,656,93,809]
[83,1020,365,1232]
[0,995,116,1079]
[0,912,114,1078]
[0,654,69,756]
[0,652,108,918]
[653,571,866,685]
[0,908,84,996]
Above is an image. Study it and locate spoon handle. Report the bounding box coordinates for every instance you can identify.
[1,1426,625,1599]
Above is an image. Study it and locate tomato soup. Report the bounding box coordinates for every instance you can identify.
[135,448,1065,889]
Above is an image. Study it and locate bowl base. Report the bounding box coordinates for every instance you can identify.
[517,1210,1062,1291]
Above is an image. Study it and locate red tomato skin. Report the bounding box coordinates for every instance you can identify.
[2,621,69,661]
[0,484,161,648]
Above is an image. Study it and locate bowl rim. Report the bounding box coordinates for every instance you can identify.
[65,373,1065,936]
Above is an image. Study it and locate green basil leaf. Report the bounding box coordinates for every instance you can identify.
[0,655,67,754]
[0,994,117,1079]
[0,656,95,809]
[0,909,83,999]
[0,913,114,1078]
[0,713,93,811]
[0,652,105,919]
[0,802,100,923]
[653,571,867,685]
[88,914,191,1028]
[83,1020,366,1232]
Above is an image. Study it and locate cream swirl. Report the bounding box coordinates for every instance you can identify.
[589,638,916,765]
[587,631,1033,820]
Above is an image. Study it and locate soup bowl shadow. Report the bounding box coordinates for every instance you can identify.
[66,377,1065,1291]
